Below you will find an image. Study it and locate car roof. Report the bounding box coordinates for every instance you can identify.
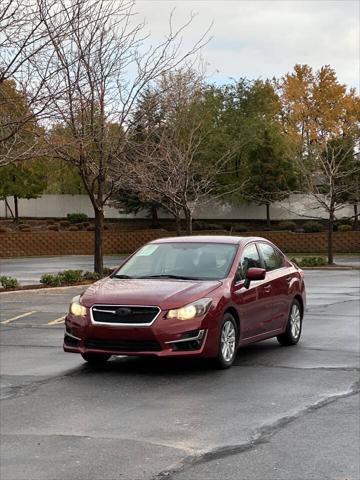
[150,235,268,246]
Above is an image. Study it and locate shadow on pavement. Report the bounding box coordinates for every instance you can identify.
[75,340,280,377]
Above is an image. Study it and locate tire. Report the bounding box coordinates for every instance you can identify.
[213,313,238,369]
[81,353,111,365]
[277,299,302,346]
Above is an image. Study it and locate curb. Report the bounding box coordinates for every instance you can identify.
[302,265,360,270]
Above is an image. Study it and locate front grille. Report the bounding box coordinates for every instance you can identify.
[91,305,160,325]
[85,338,161,352]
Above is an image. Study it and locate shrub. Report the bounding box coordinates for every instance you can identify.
[338,216,352,226]
[221,223,232,231]
[58,270,83,283]
[231,223,248,233]
[59,220,71,227]
[18,223,31,230]
[18,224,31,231]
[303,221,323,233]
[290,257,299,267]
[67,213,88,224]
[47,224,60,231]
[82,271,100,281]
[278,221,297,232]
[193,220,208,231]
[293,256,327,267]
[0,276,19,289]
[102,267,113,277]
[338,224,352,232]
[40,273,62,286]
[203,223,224,231]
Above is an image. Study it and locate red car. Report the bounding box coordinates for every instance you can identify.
[64,236,306,368]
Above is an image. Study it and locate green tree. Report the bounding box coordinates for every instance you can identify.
[44,159,86,195]
[243,127,297,226]
[0,160,47,220]
[113,88,163,223]
[215,78,296,222]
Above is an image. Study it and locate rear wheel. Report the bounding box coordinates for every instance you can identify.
[277,299,302,346]
[81,353,111,365]
[213,313,238,369]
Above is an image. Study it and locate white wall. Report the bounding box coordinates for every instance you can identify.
[0,194,355,220]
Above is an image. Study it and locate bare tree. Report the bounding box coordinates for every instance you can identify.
[34,0,209,273]
[118,69,241,235]
[122,125,236,235]
[0,0,70,166]
[297,136,359,264]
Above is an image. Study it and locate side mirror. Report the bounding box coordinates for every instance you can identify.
[243,267,266,289]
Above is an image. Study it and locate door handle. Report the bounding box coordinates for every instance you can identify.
[264,285,272,293]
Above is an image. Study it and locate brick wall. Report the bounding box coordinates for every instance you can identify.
[0,230,359,257]
[241,231,360,254]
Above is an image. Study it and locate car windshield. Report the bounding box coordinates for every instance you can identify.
[114,242,237,280]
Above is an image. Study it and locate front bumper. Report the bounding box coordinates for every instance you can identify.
[63,308,216,358]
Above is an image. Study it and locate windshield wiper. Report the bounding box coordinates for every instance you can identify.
[113,274,133,279]
[138,274,201,280]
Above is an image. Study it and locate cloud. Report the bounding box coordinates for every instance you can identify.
[136,0,359,89]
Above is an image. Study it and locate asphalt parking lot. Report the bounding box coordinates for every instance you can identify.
[0,255,126,285]
[0,270,359,480]
[0,254,358,285]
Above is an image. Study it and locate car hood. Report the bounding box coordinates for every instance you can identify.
[80,277,222,310]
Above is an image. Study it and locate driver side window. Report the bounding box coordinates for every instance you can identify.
[236,243,262,281]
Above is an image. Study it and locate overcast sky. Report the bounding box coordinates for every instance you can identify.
[137,0,359,90]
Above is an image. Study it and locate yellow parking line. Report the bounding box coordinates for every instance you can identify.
[47,316,65,325]
[1,311,37,324]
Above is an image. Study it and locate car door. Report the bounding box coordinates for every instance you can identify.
[231,242,273,339]
[257,242,292,332]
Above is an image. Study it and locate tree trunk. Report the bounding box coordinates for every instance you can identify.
[13,195,19,222]
[353,203,358,231]
[4,198,14,220]
[151,205,158,226]
[94,208,104,274]
[175,215,181,236]
[327,209,335,265]
[184,209,192,235]
[266,202,271,228]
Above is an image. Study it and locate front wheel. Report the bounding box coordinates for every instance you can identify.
[277,299,302,346]
[81,353,111,365]
[213,313,238,369]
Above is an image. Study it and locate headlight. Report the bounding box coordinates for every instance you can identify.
[166,298,212,321]
[69,295,87,316]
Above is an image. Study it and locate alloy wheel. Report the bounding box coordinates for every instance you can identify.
[221,320,236,362]
[290,303,301,339]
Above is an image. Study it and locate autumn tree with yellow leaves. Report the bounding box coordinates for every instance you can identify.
[277,64,360,263]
